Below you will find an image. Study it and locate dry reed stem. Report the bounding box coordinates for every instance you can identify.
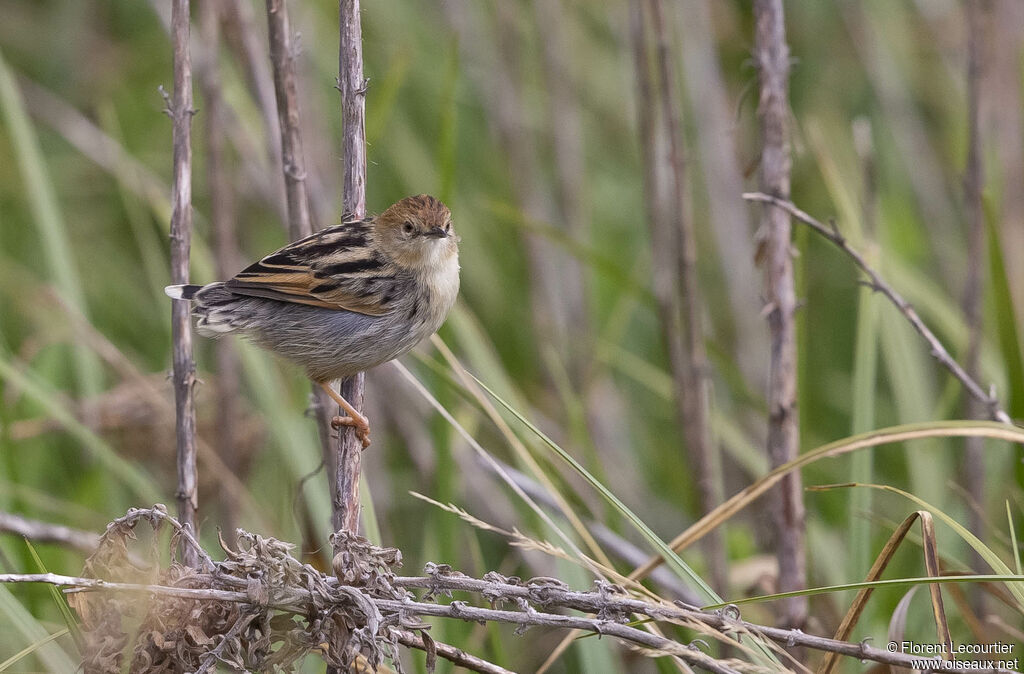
[2,555,1013,672]
[167,0,199,569]
[335,0,368,536]
[752,0,806,631]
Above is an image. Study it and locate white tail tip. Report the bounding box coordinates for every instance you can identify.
[164,285,186,299]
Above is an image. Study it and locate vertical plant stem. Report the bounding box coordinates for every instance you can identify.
[265,0,340,524]
[197,0,244,532]
[752,0,806,629]
[267,0,313,242]
[646,0,726,594]
[168,0,199,568]
[336,0,368,535]
[674,0,765,387]
[961,0,988,610]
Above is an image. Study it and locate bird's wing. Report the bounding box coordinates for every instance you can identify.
[225,220,400,316]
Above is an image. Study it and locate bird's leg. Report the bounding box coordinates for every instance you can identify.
[318,381,371,449]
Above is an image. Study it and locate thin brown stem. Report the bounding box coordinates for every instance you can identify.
[674,0,765,386]
[335,0,368,536]
[266,0,313,243]
[647,0,726,595]
[742,192,1013,426]
[167,0,199,568]
[391,629,516,674]
[752,0,806,630]
[1,565,1015,673]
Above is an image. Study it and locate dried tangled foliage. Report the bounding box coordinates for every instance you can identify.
[41,507,1005,674]
[70,507,407,673]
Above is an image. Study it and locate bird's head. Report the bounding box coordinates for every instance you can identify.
[375,194,458,271]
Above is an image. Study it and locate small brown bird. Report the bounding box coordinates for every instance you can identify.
[166,195,460,448]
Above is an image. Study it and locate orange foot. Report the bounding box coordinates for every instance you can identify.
[330,414,371,449]
[319,381,372,449]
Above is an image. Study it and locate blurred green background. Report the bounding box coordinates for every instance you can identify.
[1,0,1023,671]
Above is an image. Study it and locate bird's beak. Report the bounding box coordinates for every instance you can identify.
[426,226,449,238]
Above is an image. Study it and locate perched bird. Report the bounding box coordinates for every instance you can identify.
[165,194,460,448]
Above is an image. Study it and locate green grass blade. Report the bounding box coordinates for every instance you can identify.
[0,49,103,399]
[0,585,77,673]
[469,374,718,601]
[0,353,162,502]
[23,541,80,653]
[0,627,70,672]
[702,573,1024,610]
[850,284,880,579]
[1007,502,1022,577]
[984,197,1024,420]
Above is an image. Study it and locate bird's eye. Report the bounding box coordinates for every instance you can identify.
[444,222,451,232]
[403,221,415,234]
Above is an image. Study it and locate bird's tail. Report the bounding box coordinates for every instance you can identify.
[164,284,203,300]
[164,282,243,336]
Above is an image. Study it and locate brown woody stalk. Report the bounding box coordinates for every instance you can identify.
[961,0,988,609]
[0,511,101,555]
[335,0,368,535]
[648,0,726,595]
[752,0,806,629]
[167,0,199,568]
[2,564,1015,673]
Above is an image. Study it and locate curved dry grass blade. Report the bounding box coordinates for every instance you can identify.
[822,483,1024,607]
[628,421,1024,582]
[818,510,949,674]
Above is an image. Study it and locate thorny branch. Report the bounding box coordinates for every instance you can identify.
[742,192,1013,426]
[1,508,1015,674]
